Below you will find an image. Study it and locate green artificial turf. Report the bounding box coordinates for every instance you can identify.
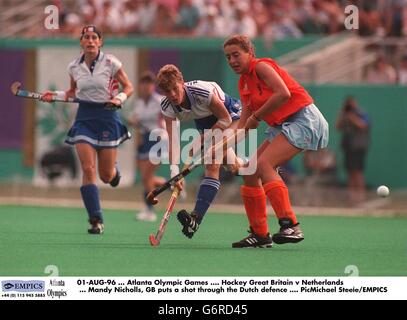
[0,205,406,276]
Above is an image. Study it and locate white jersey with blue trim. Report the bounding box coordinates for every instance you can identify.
[161,80,226,121]
[67,51,122,103]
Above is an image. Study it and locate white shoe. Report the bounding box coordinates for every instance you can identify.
[136,210,157,222]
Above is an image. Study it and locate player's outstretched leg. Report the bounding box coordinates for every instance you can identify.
[272,218,304,244]
[177,210,199,238]
[232,228,273,248]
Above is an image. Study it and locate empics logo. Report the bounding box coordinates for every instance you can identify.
[2,280,45,292]
[3,283,14,290]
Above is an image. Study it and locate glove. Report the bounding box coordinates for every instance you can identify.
[170,164,183,191]
[170,164,180,178]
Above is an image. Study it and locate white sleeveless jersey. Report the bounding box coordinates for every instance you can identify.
[67,51,122,103]
[161,80,226,121]
[131,92,164,133]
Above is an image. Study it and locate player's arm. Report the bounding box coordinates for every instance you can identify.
[245,62,291,129]
[207,93,232,131]
[40,76,77,102]
[110,67,134,107]
[206,92,235,158]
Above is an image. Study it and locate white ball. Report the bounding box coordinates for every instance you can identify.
[377,185,390,197]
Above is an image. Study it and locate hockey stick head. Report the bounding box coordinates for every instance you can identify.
[10,82,21,96]
[149,234,160,246]
[146,191,159,205]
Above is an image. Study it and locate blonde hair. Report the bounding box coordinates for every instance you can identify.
[223,34,255,56]
[156,64,184,91]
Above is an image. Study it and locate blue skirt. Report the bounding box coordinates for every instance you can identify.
[65,119,131,149]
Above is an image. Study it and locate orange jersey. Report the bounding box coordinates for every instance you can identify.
[238,58,313,126]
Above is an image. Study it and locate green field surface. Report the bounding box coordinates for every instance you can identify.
[0,205,406,276]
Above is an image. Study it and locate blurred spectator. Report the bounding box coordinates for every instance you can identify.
[359,2,385,37]
[96,0,122,34]
[264,6,302,40]
[195,5,228,37]
[398,54,407,84]
[336,96,370,203]
[228,1,257,38]
[82,4,97,26]
[292,0,325,34]
[249,0,269,34]
[174,0,201,35]
[318,0,344,34]
[384,0,407,37]
[120,0,140,35]
[138,0,158,34]
[365,55,397,84]
[151,4,176,36]
[61,13,82,35]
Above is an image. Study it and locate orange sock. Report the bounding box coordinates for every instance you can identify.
[240,185,268,237]
[263,180,298,225]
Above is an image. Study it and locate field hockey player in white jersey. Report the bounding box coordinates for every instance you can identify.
[40,25,134,235]
[157,64,243,239]
[128,71,168,222]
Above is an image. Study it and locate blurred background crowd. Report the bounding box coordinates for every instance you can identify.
[3,0,406,84]
[2,0,406,40]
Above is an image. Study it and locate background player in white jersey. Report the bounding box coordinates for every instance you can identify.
[156,64,242,239]
[128,71,167,222]
[41,25,133,234]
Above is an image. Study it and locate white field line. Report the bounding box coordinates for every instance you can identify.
[0,196,405,218]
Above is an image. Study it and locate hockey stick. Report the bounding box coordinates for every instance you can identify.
[146,129,247,205]
[148,187,180,246]
[11,81,119,109]
[149,154,193,246]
